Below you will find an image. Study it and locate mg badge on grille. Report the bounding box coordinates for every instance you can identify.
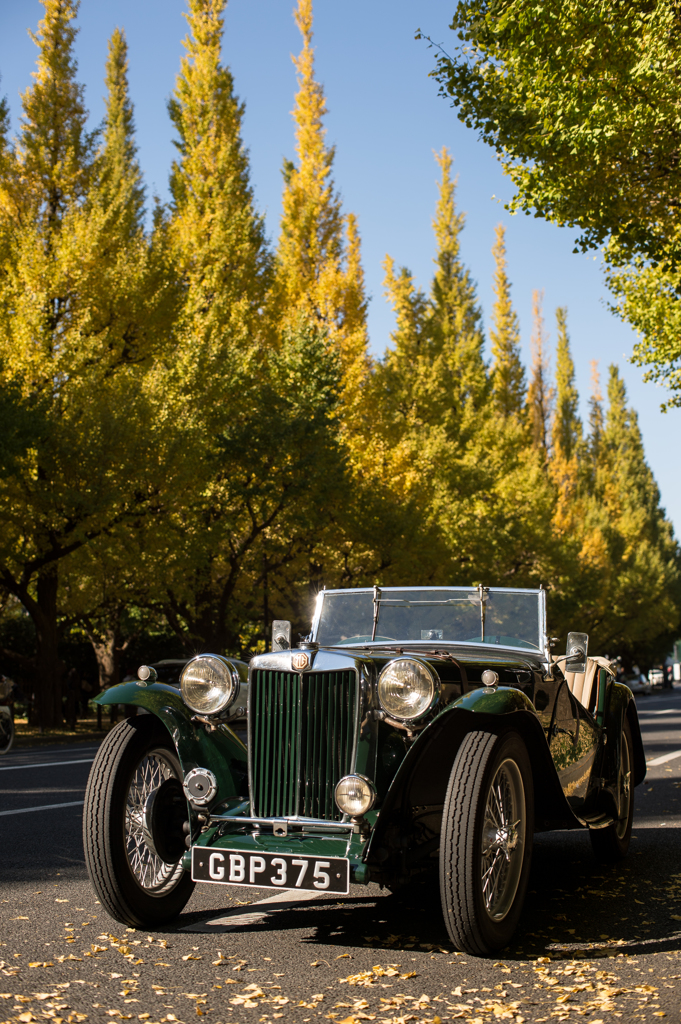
[292,652,310,671]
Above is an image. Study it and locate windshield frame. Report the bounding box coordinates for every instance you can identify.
[311,586,549,660]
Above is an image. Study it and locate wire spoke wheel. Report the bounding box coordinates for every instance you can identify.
[124,749,184,894]
[83,717,195,927]
[590,716,635,861]
[440,730,533,955]
[615,730,632,841]
[480,758,525,921]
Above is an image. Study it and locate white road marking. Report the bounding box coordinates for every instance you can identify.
[0,757,95,772]
[182,887,324,932]
[646,749,681,767]
[0,800,84,817]
[638,709,678,716]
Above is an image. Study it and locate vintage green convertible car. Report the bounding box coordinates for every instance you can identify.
[84,586,645,954]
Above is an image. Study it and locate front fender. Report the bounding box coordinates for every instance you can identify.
[95,682,248,812]
[446,684,537,717]
[365,687,580,876]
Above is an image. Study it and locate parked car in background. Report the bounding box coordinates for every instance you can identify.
[623,672,652,697]
[83,586,646,955]
[648,667,665,689]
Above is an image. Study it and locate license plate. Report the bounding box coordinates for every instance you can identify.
[191,847,350,895]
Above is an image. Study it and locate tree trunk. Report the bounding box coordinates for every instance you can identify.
[31,565,63,728]
[90,628,121,691]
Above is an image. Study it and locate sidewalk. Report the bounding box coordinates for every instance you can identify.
[9,715,116,749]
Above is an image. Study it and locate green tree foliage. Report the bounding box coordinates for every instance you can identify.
[99,28,144,232]
[587,361,605,465]
[426,0,681,404]
[575,367,681,656]
[490,224,524,418]
[552,309,582,465]
[550,308,582,536]
[0,0,678,705]
[0,2,180,725]
[606,258,681,409]
[153,0,354,653]
[525,291,553,456]
[379,148,486,448]
[156,0,275,651]
[275,0,370,449]
[375,152,555,590]
[157,321,347,654]
[428,0,681,264]
[168,0,271,356]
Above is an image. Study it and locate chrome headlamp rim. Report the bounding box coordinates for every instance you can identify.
[180,653,240,716]
[334,773,377,817]
[376,657,440,722]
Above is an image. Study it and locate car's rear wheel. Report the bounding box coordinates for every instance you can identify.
[589,717,634,861]
[0,709,14,754]
[83,716,194,927]
[439,730,534,955]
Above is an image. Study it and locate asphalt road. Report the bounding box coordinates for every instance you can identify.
[2,689,681,1023]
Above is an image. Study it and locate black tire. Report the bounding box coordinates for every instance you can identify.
[0,710,14,754]
[590,717,634,862]
[439,729,534,955]
[83,716,195,927]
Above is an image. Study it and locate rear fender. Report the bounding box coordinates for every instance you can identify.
[365,687,579,876]
[598,682,646,816]
[95,682,248,812]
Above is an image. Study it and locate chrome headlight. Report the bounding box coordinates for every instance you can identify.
[335,774,376,816]
[377,658,439,721]
[180,655,239,715]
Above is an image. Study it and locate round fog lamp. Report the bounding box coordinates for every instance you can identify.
[180,654,238,715]
[335,774,376,817]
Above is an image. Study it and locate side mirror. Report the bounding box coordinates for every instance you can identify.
[272,620,291,652]
[565,631,588,674]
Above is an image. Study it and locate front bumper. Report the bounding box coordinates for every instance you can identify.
[184,816,373,884]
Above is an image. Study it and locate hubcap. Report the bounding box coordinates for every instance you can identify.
[124,749,185,894]
[480,757,526,921]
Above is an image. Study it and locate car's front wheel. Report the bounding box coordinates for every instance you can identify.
[439,730,534,955]
[589,717,634,862]
[83,716,195,927]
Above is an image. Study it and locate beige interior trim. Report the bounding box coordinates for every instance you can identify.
[561,656,614,711]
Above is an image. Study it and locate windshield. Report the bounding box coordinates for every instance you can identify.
[314,588,541,651]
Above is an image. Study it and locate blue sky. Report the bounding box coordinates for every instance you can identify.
[1,0,678,535]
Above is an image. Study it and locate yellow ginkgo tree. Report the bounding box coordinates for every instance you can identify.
[275,0,371,453]
[0,1,181,725]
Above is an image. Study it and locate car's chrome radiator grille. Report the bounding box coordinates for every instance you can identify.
[249,669,358,821]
